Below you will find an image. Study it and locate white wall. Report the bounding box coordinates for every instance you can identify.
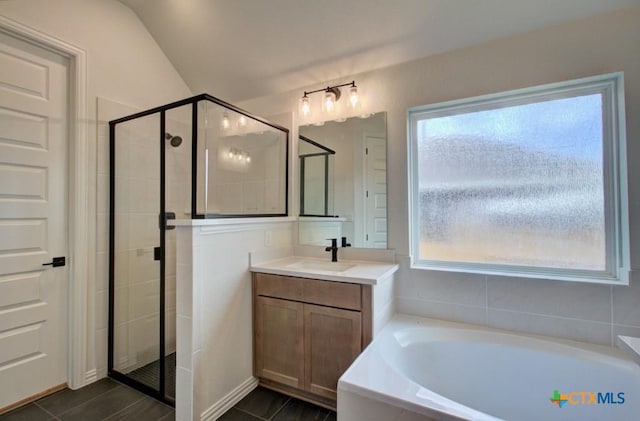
[175,221,295,421]
[0,0,192,383]
[239,6,640,346]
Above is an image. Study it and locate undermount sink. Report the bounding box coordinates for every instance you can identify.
[286,260,356,272]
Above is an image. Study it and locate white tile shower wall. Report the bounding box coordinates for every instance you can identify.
[209,133,285,215]
[175,220,294,421]
[396,258,639,346]
[165,111,192,355]
[97,98,140,376]
[115,113,162,371]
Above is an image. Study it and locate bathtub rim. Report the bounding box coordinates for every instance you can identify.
[338,313,637,421]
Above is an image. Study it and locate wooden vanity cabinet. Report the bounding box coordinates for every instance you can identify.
[252,272,372,409]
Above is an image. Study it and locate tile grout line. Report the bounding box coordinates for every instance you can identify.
[230,406,266,420]
[54,384,124,418]
[158,411,176,421]
[482,306,613,325]
[34,401,60,420]
[267,396,291,421]
[101,395,147,421]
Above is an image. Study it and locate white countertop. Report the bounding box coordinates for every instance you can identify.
[250,255,399,285]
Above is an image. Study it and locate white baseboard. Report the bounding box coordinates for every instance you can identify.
[84,369,98,386]
[96,367,108,380]
[200,377,258,421]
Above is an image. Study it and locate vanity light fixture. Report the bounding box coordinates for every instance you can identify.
[300,81,358,116]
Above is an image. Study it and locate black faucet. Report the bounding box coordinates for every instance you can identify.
[325,238,339,262]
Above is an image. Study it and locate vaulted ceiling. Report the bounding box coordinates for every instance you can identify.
[119,0,639,102]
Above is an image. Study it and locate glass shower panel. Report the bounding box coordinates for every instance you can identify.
[198,99,288,216]
[163,105,192,401]
[112,113,161,391]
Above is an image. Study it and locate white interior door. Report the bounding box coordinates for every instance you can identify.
[364,136,387,248]
[0,30,69,409]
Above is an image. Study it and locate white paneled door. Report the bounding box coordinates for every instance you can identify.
[0,31,69,409]
[364,136,387,248]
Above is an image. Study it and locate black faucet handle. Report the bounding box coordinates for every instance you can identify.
[341,236,351,248]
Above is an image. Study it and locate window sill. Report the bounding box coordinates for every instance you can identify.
[410,260,630,286]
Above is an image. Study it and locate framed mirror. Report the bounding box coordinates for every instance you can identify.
[298,112,387,248]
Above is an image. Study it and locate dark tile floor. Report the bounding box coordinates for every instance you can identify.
[0,378,173,421]
[220,387,336,421]
[1,379,336,421]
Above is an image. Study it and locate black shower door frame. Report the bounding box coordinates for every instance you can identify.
[108,93,289,406]
[107,109,171,405]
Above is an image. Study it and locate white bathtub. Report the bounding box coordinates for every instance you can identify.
[338,315,640,421]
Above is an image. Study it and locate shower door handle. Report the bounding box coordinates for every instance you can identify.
[154,247,161,261]
[160,212,176,230]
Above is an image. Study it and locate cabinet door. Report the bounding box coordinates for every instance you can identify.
[255,296,304,388]
[304,304,362,400]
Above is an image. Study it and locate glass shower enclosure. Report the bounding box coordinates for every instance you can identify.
[108,94,288,405]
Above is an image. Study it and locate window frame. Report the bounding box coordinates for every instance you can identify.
[407,73,630,284]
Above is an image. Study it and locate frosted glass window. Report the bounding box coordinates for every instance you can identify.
[408,73,629,283]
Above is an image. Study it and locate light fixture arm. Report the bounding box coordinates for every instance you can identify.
[302,81,356,98]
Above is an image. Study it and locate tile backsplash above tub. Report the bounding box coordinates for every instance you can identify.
[396,257,640,347]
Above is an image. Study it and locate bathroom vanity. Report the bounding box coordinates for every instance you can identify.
[250,255,398,409]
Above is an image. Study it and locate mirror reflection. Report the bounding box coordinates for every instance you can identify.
[298,112,387,248]
[299,136,335,216]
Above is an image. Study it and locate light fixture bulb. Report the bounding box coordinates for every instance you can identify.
[324,91,335,112]
[246,155,251,163]
[349,85,359,107]
[301,95,310,116]
[238,116,247,127]
[228,149,235,159]
[222,113,230,130]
